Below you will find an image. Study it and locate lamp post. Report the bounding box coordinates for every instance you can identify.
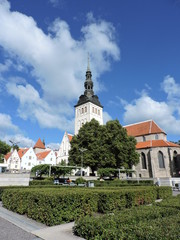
[79,148,87,176]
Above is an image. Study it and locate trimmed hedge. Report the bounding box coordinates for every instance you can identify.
[94,179,154,187]
[29,179,53,186]
[74,196,180,240]
[1,186,172,226]
[2,188,99,226]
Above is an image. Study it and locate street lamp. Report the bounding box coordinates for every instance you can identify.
[79,148,87,176]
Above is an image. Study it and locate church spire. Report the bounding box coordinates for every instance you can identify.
[87,52,90,71]
[84,54,94,98]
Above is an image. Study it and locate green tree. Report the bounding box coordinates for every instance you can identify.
[69,119,106,173]
[69,119,139,173]
[31,164,74,178]
[31,164,50,177]
[0,140,11,163]
[51,165,73,177]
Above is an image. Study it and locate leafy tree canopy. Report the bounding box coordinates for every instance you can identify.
[31,164,74,178]
[69,119,139,173]
[0,140,11,155]
[0,140,11,162]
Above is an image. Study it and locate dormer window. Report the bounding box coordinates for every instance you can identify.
[155,134,159,140]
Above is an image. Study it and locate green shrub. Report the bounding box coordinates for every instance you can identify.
[75,177,86,185]
[1,186,172,226]
[29,179,53,186]
[156,186,172,199]
[74,197,180,240]
[94,179,154,187]
[2,188,98,226]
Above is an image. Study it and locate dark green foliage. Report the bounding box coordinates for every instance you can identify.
[1,186,171,226]
[94,179,154,187]
[74,196,180,240]
[31,164,73,178]
[0,140,11,162]
[75,177,86,184]
[31,164,50,177]
[2,188,99,226]
[29,179,53,186]
[156,186,172,199]
[69,119,139,173]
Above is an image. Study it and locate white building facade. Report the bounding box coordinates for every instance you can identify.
[19,147,37,171]
[57,132,73,165]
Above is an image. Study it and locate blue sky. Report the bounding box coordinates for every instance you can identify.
[0,0,180,149]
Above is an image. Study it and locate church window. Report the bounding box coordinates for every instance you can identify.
[98,109,100,115]
[155,134,159,140]
[143,136,146,142]
[92,107,94,113]
[158,151,165,168]
[141,152,147,169]
[85,106,87,112]
[79,109,81,115]
[82,108,84,114]
[95,108,97,114]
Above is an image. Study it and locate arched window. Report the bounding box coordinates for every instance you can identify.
[85,106,87,112]
[141,152,147,169]
[158,151,165,168]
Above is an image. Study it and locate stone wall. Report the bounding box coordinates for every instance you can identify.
[0,173,30,186]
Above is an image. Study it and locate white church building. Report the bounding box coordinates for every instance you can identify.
[57,62,180,178]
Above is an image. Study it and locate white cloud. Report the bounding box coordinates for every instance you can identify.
[3,134,35,148]
[46,142,60,150]
[6,82,74,131]
[0,113,18,133]
[103,111,112,124]
[122,76,180,135]
[0,112,35,148]
[0,1,120,131]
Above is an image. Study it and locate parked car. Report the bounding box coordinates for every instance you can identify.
[75,170,86,176]
[54,177,70,185]
[54,179,59,185]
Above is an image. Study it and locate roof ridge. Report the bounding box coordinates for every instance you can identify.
[123,119,152,127]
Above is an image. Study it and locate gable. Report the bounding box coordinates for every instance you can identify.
[124,120,166,137]
[33,138,45,149]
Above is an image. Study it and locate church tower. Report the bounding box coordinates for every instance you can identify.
[74,58,103,134]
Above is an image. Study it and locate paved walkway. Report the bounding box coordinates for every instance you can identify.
[0,202,84,240]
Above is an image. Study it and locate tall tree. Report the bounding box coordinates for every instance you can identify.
[69,119,139,173]
[69,119,105,173]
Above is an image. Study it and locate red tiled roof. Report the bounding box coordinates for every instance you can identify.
[33,138,45,149]
[36,150,51,160]
[67,134,73,142]
[4,152,12,160]
[18,148,28,158]
[124,120,166,137]
[136,140,180,149]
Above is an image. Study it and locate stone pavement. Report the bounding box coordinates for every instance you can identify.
[0,202,85,240]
